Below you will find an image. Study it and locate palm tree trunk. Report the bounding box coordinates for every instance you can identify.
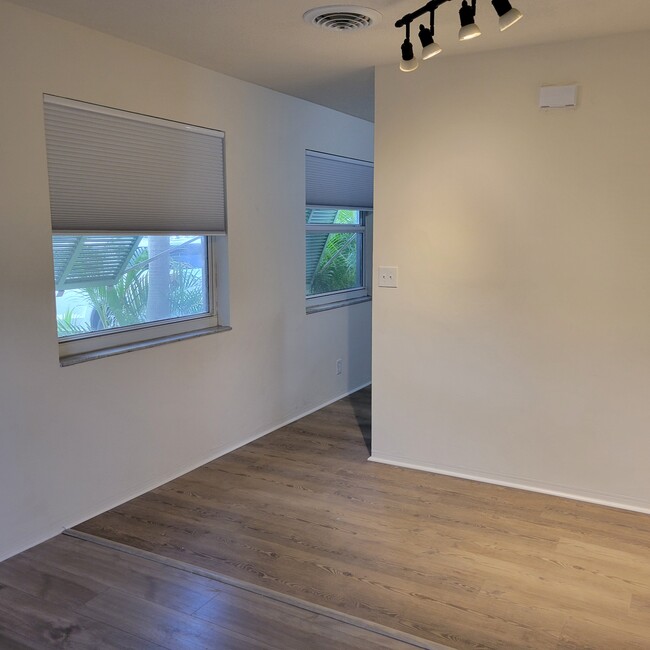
[146,236,170,322]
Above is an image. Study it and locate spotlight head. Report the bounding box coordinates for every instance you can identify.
[400,38,418,72]
[459,0,481,41]
[418,24,434,48]
[458,23,481,41]
[418,24,442,60]
[491,0,523,31]
[459,22,481,40]
[422,41,442,60]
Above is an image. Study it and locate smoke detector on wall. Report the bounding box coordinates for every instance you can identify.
[303,5,382,31]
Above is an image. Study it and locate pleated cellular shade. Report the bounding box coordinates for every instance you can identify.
[306,151,373,210]
[43,96,226,234]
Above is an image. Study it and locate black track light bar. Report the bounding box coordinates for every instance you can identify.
[395,0,452,29]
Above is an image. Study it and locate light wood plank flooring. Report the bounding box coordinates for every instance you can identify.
[0,533,434,649]
[72,387,650,649]
[8,390,650,650]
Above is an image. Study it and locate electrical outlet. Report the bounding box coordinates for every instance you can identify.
[378,266,398,288]
[336,359,343,375]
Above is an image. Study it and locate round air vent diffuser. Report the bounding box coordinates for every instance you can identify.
[303,5,382,31]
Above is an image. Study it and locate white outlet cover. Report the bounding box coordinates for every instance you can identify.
[378,266,398,288]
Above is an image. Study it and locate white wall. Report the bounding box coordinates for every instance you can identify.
[372,32,650,511]
[0,1,373,561]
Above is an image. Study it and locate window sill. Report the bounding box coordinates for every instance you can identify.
[306,295,371,315]
[59,325,232,367]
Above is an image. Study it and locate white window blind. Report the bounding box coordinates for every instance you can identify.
[43,95,226,234]
[306,151,373,210]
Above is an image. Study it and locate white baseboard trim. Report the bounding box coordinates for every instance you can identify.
[368,454,650,516]
[0,527,67,564]
[60,381,372,534]
[0,383,370,563]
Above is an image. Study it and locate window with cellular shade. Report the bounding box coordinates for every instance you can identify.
[43,95,226,235]
[305,151,373,210]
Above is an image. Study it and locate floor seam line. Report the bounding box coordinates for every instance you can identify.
[63,528,450,650]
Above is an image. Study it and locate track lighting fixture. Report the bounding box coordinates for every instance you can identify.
[458,0,481,41]
[491,0,523,31]
[395,0,523,71]
[400,24,419,72]
[418,11,442,60]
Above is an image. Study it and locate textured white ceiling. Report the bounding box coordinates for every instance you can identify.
[8,0,650,121]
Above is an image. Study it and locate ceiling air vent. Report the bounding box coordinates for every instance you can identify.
[303,5,382,31]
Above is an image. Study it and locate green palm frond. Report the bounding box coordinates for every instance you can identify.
[56,308,92,336]
[310,232,358,295]
[74,245,206,331]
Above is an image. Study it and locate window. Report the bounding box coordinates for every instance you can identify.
[306,209,370,304]
[305,152,373,312]
[43,96,229,363]
[55,235,211,333]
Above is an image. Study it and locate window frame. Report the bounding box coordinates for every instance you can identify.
[43,96,231,364]
[305,208,373,312]
[56,235,229,364]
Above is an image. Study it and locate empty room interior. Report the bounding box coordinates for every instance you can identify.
[1,0,650,648]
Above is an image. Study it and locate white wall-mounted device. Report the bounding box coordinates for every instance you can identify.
[539,84,578,109]
[378,266,398,288]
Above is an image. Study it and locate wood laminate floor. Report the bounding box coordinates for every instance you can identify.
[0,533,436,649]
[69,387,650,649]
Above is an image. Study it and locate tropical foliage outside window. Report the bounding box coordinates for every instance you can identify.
[54,235,209,338]
[306,209,367,298]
